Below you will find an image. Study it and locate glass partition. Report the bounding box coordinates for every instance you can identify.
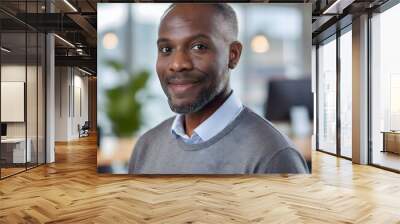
[0,1,46,179]
[1,31,28,177]
[317,36,337,154]
[27,30,38,169]
[38,32,45,165]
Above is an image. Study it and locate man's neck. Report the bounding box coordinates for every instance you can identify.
[184,88,232,137]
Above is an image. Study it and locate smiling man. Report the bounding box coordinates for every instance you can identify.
[128,3,309,174]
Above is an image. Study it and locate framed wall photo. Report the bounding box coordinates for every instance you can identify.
[97,3,312,175]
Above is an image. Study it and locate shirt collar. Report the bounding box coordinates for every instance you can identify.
[171,91,243,143]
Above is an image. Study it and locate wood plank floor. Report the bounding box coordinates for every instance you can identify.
[1,167,26,178]
[1,135,400,224]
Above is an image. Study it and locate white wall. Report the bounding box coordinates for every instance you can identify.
[55,67,69,141]
[71,72,89,138]
[1,64,46,164]
[1,65,37,138]
[1,65,26,132]
[55,67,89,141]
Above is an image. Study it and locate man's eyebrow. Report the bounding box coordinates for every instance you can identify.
[157,34,211,45]
[189,34,211,41]
[157,38,169,45]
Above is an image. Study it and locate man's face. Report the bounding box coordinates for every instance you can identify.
[156,5,231,114]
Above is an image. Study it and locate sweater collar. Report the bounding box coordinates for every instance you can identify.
[171,91,243,144]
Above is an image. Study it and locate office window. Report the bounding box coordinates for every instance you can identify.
[317,37,337,154]
[339,29,352,158]
[371,3,400,171]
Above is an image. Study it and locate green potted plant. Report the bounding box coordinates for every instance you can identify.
[104,60,150,154]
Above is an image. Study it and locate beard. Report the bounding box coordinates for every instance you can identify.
[160,71,225,114]
[167,85,218,114]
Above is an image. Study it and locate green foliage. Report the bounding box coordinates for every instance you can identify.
[105,60,150,137]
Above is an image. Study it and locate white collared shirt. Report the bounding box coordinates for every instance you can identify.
[171,91,243,144]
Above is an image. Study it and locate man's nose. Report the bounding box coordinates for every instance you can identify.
[169,50,193,73]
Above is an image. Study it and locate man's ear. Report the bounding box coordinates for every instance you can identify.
[228,41,243,69]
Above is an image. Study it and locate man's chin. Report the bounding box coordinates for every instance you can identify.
[168,99,204,114]
[166,87,217,114]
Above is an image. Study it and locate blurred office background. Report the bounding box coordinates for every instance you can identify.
[97,3,312,173]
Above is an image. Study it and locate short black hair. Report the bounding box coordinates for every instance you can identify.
[162,3,238,39]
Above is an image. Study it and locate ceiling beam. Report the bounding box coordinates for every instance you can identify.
[55,55,96,73]
[66,13,97,45]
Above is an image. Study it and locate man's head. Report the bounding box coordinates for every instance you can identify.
[156,3,242,114]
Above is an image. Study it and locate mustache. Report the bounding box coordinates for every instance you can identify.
[165,72,205,84]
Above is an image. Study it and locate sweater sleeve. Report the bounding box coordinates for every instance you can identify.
[128,136,146,174]
[263,147,310,174]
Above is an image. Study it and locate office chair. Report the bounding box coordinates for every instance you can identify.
[79,121,90,138]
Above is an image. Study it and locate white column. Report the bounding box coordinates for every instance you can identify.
[46,32,55,163]
[352,14,369,164]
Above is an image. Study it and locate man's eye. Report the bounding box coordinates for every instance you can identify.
[159,47,171,54]
[192,44,207,51]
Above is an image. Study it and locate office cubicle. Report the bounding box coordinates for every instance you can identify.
[0,1,46,179]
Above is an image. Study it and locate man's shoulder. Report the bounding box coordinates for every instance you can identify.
[129,116,175,173]
[238,107,308,173]
[239,106,295,149]
[137,116,175,142]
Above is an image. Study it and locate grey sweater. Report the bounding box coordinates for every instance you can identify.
[128,107,309,174]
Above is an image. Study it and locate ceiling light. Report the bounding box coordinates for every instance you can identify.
[323,0,341,14]
[251,35,270,53]
[54,34,75,48]
[78,67,92,76]
[1,47,11,53]
[63,0,78,12]
[75,42,85,48]
[102,32,119,50]
[322,0,354,15]
[76,48,85,55]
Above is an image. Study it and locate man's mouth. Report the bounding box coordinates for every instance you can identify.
[168,79,199,85]
[167,79,201,94]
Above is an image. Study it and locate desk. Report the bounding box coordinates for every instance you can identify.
[97,137,136,167]
[382,131,400,154]
[1,138,31,163]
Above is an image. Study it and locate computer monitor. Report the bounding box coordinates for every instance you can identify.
[264,78,313,122]
[1,123,7,137]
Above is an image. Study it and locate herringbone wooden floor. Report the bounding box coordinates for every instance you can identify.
[1,135,400,224]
